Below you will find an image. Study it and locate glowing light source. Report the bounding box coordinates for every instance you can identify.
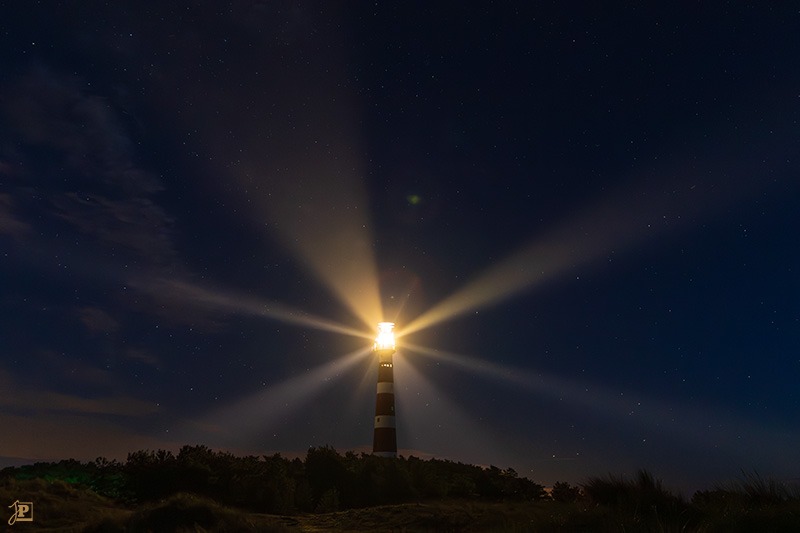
[374,322,396,351]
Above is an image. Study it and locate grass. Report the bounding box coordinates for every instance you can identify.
[121,493,291,533]
[580,469,698,531]
[291,500,539,532]
[0,477,130,532]
[3,471,800,531]
[690,472,800,533]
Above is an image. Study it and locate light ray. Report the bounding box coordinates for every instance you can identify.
[133,277,373,340]
[159,6,385,330]
[404,341,686,424]
[401,169,761,337]
[394,352,510,466]
[179,346,371,444]
[404,343,800,466]
[230,25,383,329]
[249,162,384,330]
[402,342,522,384]
[346,350,380,416]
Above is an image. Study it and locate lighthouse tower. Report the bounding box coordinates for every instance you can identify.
[372,322,397,457]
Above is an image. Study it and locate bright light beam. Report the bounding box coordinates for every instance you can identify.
[160,7,385,330]
[232,21,383,329]
[404,343,800,467]
[394,353,510,467]
[401,166,762,338]
[250,162,384,330]
[133,277,373,340]
[405,341,687,423]
[402,342,523,385]
[179,346,371,444]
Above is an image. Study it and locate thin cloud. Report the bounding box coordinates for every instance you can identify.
[76,306,120,335]
[34,349,118,391]
[5,390,157,417]
[0,193,32,237]
[0,66,201,330]
[1,67,178,273]
[124,348,162,369]
[0,412,178,463]
[4,66,163,195]
[51,192,178,269]
[0,369,157,417]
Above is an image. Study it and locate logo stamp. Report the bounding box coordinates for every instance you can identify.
[7,500,33,525]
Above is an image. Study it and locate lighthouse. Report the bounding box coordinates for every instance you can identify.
[372,322,397,457]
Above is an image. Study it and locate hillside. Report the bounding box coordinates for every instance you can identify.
[2,446,799,531]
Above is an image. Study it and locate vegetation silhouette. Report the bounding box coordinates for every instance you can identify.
[2,446,800,531]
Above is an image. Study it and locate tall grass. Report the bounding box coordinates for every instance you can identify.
[0,477,130,532]
[581,470,697,531]
[731,471,800,505]
[691,471,800,532]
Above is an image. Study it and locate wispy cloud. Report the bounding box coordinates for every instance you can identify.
[33,349,118,391]
[0,193,32,237]
[0,369,157,417]
[1,389,158,417]
[51,193,179,268]
[124,348,161,369]
[0,66,207,332]
[1,66,179,273]
[0,412,178,462]
[76,306,120,335]
[4,67,162,195]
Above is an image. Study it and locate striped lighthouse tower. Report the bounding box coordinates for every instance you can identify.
[373,322,397,457]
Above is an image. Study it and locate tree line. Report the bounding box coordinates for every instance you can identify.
[0,445,547,513]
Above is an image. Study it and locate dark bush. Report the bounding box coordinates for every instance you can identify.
[1,444,549,515]
[551,481,582,503]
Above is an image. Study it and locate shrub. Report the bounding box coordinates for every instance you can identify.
[551,481,582,503]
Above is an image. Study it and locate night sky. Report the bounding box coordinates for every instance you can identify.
[2,3,799,493]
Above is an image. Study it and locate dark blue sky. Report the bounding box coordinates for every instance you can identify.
[1,2,798,492]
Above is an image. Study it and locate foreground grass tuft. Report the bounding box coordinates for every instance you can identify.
[691,472,800,533]
[0,478,130,532]
[581,470,697,531]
